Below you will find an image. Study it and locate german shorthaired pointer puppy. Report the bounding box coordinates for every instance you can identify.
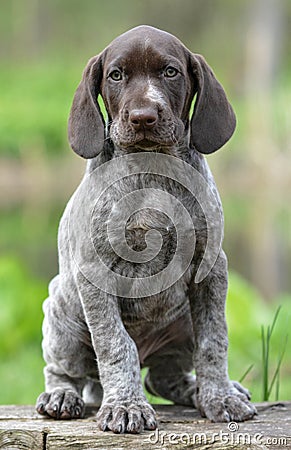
[36,25,256,433]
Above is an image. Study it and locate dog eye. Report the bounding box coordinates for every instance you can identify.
[164,67,178,78]
[109,70,123,81]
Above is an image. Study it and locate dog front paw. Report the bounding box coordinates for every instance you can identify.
[96,400,157,434]
[36,389,84,419]
[195,381,257,422]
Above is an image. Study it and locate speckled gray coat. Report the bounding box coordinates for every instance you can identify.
[36,26,256,433]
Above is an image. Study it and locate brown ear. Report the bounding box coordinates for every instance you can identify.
[68,55,105,158]
[190,54,236,154]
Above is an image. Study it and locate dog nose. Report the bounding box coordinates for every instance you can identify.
[129,108,158,131]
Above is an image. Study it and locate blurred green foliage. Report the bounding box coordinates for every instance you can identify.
[0,203,63,281]
[0,257,45,354]
[0,65,79,157]
[0,64,110,158]
[0,257,46,403]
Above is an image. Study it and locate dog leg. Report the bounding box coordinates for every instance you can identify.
[189,250,257,422]
[77,276,157,434]
[36,276,97,419]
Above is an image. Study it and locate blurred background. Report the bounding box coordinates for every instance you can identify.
[0,0,290,405]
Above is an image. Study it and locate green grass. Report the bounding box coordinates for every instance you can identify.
[261,306,288,401]
[227,274,291,402]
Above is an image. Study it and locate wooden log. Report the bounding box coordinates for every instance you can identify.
[0,402,290,449]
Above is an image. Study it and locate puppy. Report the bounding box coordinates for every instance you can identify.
[36,25,256,433]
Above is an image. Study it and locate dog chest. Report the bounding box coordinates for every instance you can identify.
[90,173,199,278]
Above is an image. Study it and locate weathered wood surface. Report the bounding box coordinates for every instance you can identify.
[0,402,290,449]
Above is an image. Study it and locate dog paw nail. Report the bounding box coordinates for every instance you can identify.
[147,420,157,429]
[99,421,107,431]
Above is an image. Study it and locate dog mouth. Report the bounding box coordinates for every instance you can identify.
[134,138,162,150]
[122,133,177,151]
[110,122,182,151]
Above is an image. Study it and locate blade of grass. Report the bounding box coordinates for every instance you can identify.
[267,334,288,400]
[265,324,270,399]
[261,306,287,401]
[262,307,281,401]
[239,364,254,384]
[275,366,279,401]
[270,305,282,334]
[261,325,269,401]
[269,305,282,336]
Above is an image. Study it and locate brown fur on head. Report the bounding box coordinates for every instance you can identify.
[68,25,236,158]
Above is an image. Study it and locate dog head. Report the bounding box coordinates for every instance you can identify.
[68,25,236,158]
